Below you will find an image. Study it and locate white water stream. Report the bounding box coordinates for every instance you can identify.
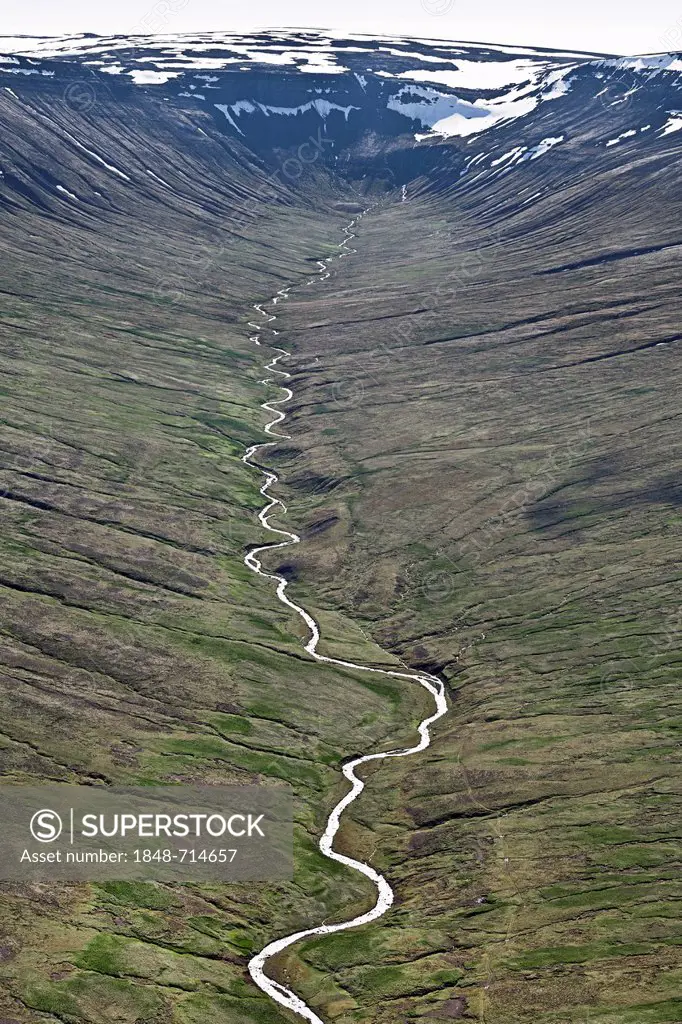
[242,215,448,1023]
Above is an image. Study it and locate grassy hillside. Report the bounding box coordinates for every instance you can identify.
[0,71,680,1024]
[0,88,434,1024]
[262,128,682,1021]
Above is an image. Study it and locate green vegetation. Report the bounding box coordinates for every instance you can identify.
[0,62,681,1024]
[258,159,682,1019]
[0,87,421,1024]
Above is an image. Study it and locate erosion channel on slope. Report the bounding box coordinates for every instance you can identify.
[241,214,449,1023]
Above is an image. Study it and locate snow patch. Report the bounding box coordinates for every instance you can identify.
[214,104,244,134]
[408,65,574,139]
[296,53,349,74]
[611,54,682,74]
[146,169,174,189]
[660,112,682,135]
[526,135,564,159]
[606,129,637,146]
[232,100,257,114]
[542,69,574,99]
[391,85,491,136]
[393,57,556,91]
[488,135,562,170]
[491,147,526,166]
[419,91,538,139]
[2,67,53,76]
[128,69,181,84]
[226,98,359,122]
[63,130,131,181]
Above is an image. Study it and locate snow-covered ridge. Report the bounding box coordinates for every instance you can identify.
[0,30,606,64]
[2,31,682,149]
[608,53,682,73]
[0,31,589,141]
[0,31,587,95]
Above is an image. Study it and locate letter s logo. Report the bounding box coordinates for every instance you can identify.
[30,809,63,843]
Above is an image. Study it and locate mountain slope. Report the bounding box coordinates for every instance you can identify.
[0,30,680,1024]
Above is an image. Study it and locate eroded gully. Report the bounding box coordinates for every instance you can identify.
[242,213,448,1024]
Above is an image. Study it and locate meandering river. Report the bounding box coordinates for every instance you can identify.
[242,215,448,1024]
